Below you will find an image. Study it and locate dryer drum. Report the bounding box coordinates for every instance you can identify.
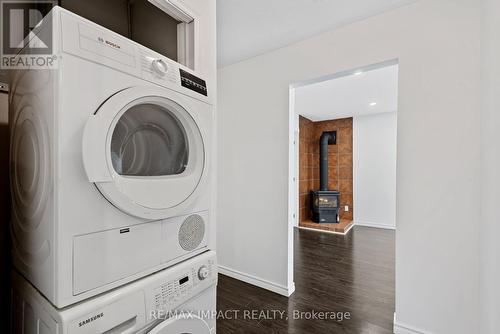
[110,103,189,176]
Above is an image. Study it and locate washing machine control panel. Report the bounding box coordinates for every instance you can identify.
[152,258,215,312]
[198,265,209,280]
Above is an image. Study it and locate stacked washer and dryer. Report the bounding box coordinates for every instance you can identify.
[9,4,216,334]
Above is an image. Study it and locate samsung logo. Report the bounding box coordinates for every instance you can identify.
[78,312,104,327]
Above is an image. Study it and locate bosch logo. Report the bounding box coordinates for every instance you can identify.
[105,40,121,49]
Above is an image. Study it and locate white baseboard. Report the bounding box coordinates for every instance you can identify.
[393,313,431,334]
[218,265,294,297]
[354,220,395,230]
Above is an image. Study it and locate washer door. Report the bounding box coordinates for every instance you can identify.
[148,315,211,334]
[82,86,205,219]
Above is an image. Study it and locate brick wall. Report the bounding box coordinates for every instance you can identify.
[299,116,353,222]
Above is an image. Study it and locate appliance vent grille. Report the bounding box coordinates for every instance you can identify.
[179,214,205,251]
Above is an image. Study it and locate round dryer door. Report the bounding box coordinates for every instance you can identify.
[147,315,211,334]
[82,86,206,220]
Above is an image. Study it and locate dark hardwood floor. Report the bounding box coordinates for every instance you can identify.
[217,226,395,334]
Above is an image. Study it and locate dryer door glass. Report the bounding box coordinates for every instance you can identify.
[111,103,189,176]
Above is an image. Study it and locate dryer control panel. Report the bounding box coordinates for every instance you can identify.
[139,47,209,101]
[140,49,179,86]
[180,69,207,96]
[60,9,211,104]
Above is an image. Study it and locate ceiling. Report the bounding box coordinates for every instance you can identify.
[295,64,398,121]
[217,0,417,68]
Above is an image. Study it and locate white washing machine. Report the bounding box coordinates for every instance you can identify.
[9,7,214,308]
[11,251,217,334]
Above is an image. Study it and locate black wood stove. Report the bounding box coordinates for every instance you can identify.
[311,131,341,224]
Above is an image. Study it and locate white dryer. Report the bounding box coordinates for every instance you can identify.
[9,7,214,308]
[11,251,217,334]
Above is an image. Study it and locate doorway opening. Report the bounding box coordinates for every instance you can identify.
[287,59,399,331]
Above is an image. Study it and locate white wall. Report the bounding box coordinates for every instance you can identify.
[353,112,397,229]
[217,1,481,333]
[480,0,500,333]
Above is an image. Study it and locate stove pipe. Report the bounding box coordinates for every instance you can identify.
[319,131,337,191]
